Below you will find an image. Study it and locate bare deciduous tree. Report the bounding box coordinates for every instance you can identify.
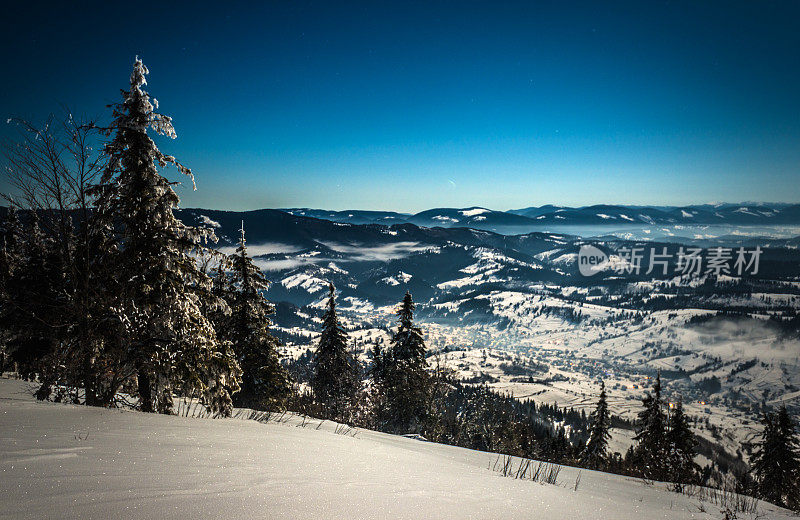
[1,111,122,405]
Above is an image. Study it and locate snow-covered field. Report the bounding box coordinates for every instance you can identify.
[0,378,789,519]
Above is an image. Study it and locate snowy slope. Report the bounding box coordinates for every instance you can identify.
[0,379,789,520]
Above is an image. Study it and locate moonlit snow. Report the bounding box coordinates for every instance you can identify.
[0,378,791,519]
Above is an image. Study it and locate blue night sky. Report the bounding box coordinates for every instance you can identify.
[1,1,799,212]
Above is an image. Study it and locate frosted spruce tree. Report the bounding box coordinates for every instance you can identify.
[92,58,239,415]
[632,372,669,479]
[665,399,698,490]
[224,224,289,410]
[581,380,611,469]
[379,292,430,433]
[312,283,359,422]
[752,405,800,509]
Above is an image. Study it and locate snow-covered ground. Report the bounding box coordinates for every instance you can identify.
[0,378,789,519]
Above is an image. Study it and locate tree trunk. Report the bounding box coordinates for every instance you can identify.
[137,369,153,413]
[83,352,97,406]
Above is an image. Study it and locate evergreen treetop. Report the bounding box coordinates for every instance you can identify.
[91,57,238,415]
[312,283,359,421]
[377,291,431,434]
[223,223,288,410]
[633,371,669,479]
[581,380,611,469]
[390,291,426,364]
[666,399,698,489]
[752,405,800,509]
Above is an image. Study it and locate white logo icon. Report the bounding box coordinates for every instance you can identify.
[578,244,608,276]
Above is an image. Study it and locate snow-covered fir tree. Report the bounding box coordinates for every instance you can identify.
[581,380,611,469]
[224,224,289,410]
[391,292,427,363]
[665,399,698,490]
[312,283,359,422]
[752,405,800,509]
[91,58,239,415]
[632,371,669,479]
[377,292,430,434]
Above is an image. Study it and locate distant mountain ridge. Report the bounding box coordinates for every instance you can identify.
[176,207,800,310]
[279,203,800,228]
